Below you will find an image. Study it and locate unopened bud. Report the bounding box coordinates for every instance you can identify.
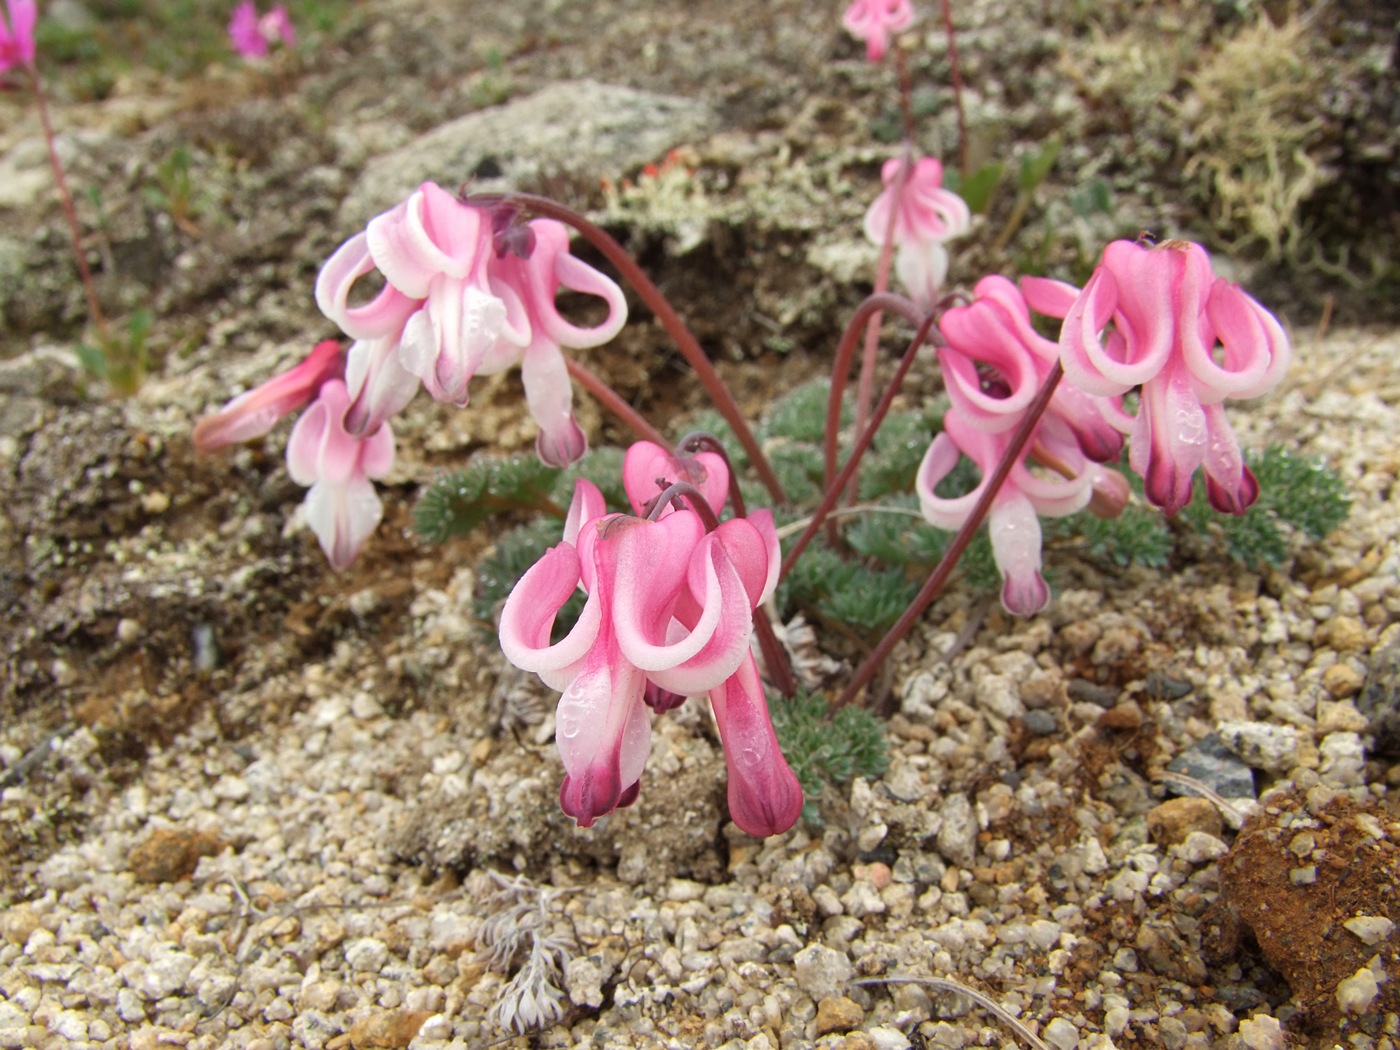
[1088,466,1131,519]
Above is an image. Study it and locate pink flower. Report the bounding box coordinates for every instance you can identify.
[285,379,394,570]
[940,276,1124,462]
[317,183,627,466]
[841,0,914,63]
[500,474,797,835]
[622,440,730,518]
[1056,239,1290,515]
[864,156,971,310]
[228,1,295,59]
[0,0,36,73]
[193,339,345,452]
[916,409,1094,616]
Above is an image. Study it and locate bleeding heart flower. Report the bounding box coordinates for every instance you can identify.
[1054,238,1290,515]
[841,0,915,63]
[228,1,295,60]
[864,155,971,310]
[0,0,36,73]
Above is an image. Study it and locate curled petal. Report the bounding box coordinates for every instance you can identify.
[517,220,629,350]
[367,183,488,295]
[1196,280,1291,401]
[498,543,602,687]
[708,654,803,837]
[747,510,782,606]
[194,339,344,451]
[315,232,421,340]
[915,431,981,531]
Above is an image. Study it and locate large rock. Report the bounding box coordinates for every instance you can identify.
[342,81,715,225]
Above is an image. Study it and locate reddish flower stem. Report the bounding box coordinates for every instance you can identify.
[471,191,788,505]
[564,357,669,450]
[833,361,1064,711]
[850,150,915,508]
[822,292,924,547]
[784,306,939,582]
[26,64,108,340]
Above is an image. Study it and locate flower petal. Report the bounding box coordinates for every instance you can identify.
[708,654,803,837]
[498,542,602,684]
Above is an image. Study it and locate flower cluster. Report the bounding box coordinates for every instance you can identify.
[499,441,804,837]
[916,238,1289,613]
[864,154,971,310]
[194,183,627,568]
[0,0,35,75]
[228,1,295,60]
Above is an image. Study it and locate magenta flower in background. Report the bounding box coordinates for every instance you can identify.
[228,1,295,60]
[864,155,971,310]
[192,338,345,452]
[285,379,395,571]
[1056,238,1291,515]
[841,0,914,63]
[0,0,37,73]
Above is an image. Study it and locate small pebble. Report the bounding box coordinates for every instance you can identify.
[1335,967,1380,1014]
[1342,915,1394,946]
[814,995,865,1036]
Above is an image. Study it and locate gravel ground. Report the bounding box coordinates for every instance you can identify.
[1,328,1397,1050]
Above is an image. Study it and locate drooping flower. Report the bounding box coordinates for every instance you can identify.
[500,467,798,836]
[916,409,1094,616]
[193,339,345,452]
[0,0,36,73]
[317,183,627,466]
[864,155,971,310]
[284,379,394,570]
[1054,238,1290,515]
[841,0,915,63]
[940,275,1124,463]
[228,1,295,60]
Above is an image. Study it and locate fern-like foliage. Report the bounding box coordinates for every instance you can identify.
[415,455,562,543]
[770,690,890,825]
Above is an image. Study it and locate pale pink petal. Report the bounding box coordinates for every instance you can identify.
[894,238,950,311]
[1197,280,1290,401]
[988,495,1051,616]
[302,476,382,571]
[344,333,419,436]
[747,509,782,605]
[228,0,266,58]
[708,654,803,837]
[622,441,730,517]
[1130,361,1207,515]
[554,645,650,827]
[1019,275,1081,319]
[563,480,608,547]
[515,220,629,350]
[521,342,587,467]
[315,232,421,340]
[498,542,602,682]
[194,339,344,451]
[915,430,987,531]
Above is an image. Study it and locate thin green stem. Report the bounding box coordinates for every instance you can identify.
[833,361,1064,711]
[784,308,939,582]
[471,191,787,505]
[564,357,669,449]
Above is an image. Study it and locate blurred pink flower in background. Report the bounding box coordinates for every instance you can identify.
[841,0,914,63]
[864,155,971,310]
[0,0,37,73]
[228,1,296,60]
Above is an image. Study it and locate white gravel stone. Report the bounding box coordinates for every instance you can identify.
[344,937,389,973]
[792,944,852,1000]
[1043,1016,1080,1050]
[1336,965,1381,1013]
[1318,732,1367,787]
[936,793,976,867]
[1218,721,1298,771]
[1342,915,1394,946]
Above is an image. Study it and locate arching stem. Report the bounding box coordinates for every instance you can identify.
[470,191,787,505]
[784,309,940,582]
[565,357,668,449]
[833,362,1064,711]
